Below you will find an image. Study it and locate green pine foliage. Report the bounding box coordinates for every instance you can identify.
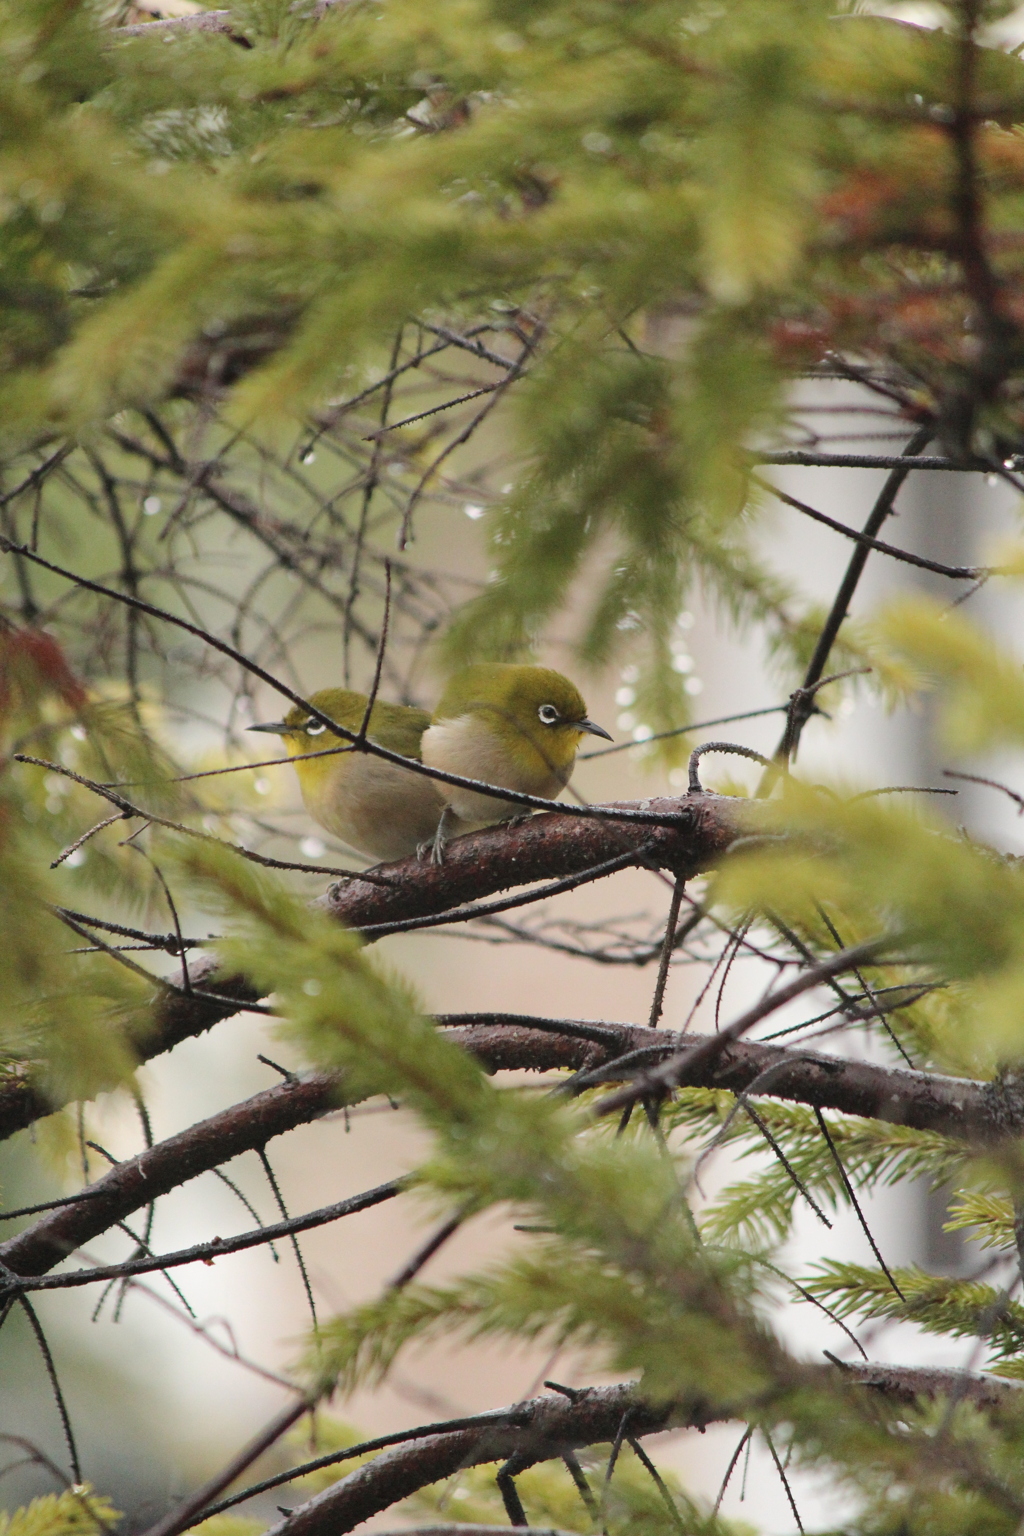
[663,1091,967,1250]
[11,0,1024,1531]
[806,1261,1024,1368]
[0,1489,118,1536]
[6,0,1023,726]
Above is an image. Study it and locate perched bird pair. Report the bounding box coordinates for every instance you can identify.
[250,663,611,865]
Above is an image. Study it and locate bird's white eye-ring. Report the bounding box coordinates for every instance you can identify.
[306,720,327,736]
[537,704,560,726]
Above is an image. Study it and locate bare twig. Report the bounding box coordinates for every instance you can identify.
[754,475,985,580]
[944,769,1024,813]
[768,424,933,766]
[1,1181,404,1297]
[590,936,895,1119]
[647,880,685,1029]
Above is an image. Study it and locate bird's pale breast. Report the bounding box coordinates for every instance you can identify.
[421,714,567,826]
[304,751,445,862]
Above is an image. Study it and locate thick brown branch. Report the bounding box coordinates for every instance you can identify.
[263,1384,691,1536]
[0,792,748,1144]
[0,1074,338,1278]
[4,1010,1023,1265]
[0,1023,975,1281]
[316,794,741,930]
[259,1369,1022,1536]
[443,1019,1024,1145]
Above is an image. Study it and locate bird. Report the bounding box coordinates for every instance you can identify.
[421,662,612,861]
[248,687,464,865]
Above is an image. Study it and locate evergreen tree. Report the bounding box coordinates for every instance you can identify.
[5,0,1024,1531]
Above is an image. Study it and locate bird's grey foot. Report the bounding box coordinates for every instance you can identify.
[421,805,456,865]
[502,812,533,830]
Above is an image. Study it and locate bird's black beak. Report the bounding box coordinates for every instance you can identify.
[577,718,613,741]
[247,721,289,734]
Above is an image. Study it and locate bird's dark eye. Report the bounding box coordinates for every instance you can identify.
[306,720,327,736]
[537,704,560,726]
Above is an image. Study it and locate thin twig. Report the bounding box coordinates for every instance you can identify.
[763,1427,803,1535]
[139,1398,315,1536]
[356,846,659,939]
[814,1107,904,1301]
[767,425,934,768]
[0,1181,405,1296]
[591,935,895,1120]
[356,557,392,742]
[712,1426,752,1515]
[646,880,685,1029]
[944,769,1024,813]
[17,1296,82,1484]
[754,474,984,579]
[258,1147,317,1329]
[579,703,789,761]
[50,811,126,868]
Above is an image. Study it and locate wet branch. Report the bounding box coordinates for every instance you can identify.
[5,1015,1021,1280]
[255,1369,1022,1536]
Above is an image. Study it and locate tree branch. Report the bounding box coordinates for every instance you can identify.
[1,1180,402,1296]
[755,477,984,580]
[753,451,1003,471]
[0,1073,339,1278]
[441,1018,1024,1145]
[6,1019,996,1285]
[0,790,750,1145]
[262,1383,690,1536]
[115,11,234,34]
[771,425,933,763]
[374,1527,580,1535]
[5,1004,1023,1242]
[589,936,896,1120]
[256,1369,1022,1536]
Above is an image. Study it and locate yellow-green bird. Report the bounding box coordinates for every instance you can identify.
[249,688,463,865]
[421,663,612,860]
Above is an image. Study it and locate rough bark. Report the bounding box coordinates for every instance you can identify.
[261,1369,1024,1536]
[0,1073,339,1277]
[4,1018,1023,1271]
[0,792,750,1143]
[446,1020,1024,1143]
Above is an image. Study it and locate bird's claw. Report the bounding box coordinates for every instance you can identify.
[502,812,533,830]
[420,805,455,865]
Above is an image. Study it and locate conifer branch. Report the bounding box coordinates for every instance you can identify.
[754,451,1011,471]
[0,1181,403,1297]
[5,1008,1022,1187]
[0,1074,341,1279]
[250,1369,1023,1536]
